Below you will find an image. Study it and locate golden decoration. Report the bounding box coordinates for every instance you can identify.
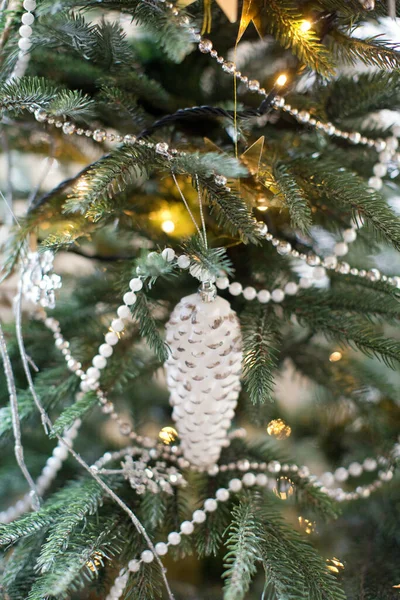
[177,0,238,29]
[159,426,178,444]
[298,516,316,535]
[240,136,265,175]
[267,418,291,440]
[273,476,294,500]
[329,351,342,363]
[326,557,345,574]
[237,0,264,42]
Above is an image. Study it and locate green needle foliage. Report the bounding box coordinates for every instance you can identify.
[1,0,400,597]
[241,306,279,404]
[223,493,346,600]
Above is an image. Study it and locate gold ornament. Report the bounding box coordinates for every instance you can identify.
[237,0,264,43]
[159,426,178,444]
[177,0,238,30]
[266,418,292,440]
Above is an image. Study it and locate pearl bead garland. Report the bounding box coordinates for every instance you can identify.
[8,0,36,81]
[103,444,397,600]
[9,0,400,206]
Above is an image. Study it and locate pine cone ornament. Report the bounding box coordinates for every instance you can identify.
[165,292,242,469]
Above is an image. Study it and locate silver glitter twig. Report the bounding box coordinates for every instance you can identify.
[14,286,175,600]
[0,320,40,510]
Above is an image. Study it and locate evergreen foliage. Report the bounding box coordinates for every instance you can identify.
[1,0,400,597]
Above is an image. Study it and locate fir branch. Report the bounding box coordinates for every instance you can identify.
[273,163,312,234]
[0,77,59,112]
[0,368,78,440]
[27,517,121,600]
[329,30,400,70]
[139,491,167,530]
[97,85,149,126]
[100,70,171,109]
[0,479,103,547]
[182,236,235,279]
[324,71,400,121]
[195,497,232,557]
[51,392,97,436]
[291,288,400,322]
[35,479,105,573]
[264,0,335,76]
[35,13,135,69]
[48,88,94,118]
[129,292,169,362]
[0,76,94,118]
[223,500,260,600]
[130,0,194,62]
[131,251,177,287]
[72,0,194,62]
[63,144,154,218]
[293,158,400,251]
[283,296,400,368]
[255,493,345,599]
[124,561,164,600]
[2,533,47,600]
[241,306,279,404]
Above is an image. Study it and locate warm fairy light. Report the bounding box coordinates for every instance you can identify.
[276,73,287,87]
[257,205,268,211]
[299,19,312,32]
[159,426,178,444]
[161,219,176,234]
[274,476,294,500]
[393,584,400,588]
[76,179,90,193]
[329,351,342,362]
[267,418,291,440]
[326,557,344,573]
[298,516,316,534]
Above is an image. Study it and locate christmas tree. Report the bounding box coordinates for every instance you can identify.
[1,0,400,597]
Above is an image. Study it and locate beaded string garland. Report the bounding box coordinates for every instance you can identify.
[4,2,400,595]
[18,247,397,488]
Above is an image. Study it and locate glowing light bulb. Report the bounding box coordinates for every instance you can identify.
[76,179,90,193]
[300,19,312,32]
[159,426,178,444]
[267,418,291,440]
[276,73,287,87]
[161,219,175,234]
[329,351,342,362]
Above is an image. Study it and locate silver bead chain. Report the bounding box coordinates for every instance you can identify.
[40,247,398,495]
[100,443,397,600]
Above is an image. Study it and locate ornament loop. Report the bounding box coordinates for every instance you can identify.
[199,281,217,302]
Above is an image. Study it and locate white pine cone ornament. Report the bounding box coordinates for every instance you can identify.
[165,292,242,469]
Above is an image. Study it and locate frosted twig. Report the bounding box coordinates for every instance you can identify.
[14,286,175,600]
[0,320,40,510]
